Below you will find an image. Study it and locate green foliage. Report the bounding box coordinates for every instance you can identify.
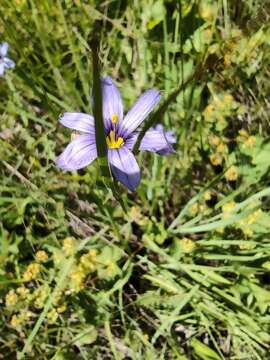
[0,0,270,359]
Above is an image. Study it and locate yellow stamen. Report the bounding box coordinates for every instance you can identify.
[106,130,124,149]
[111,114,119,123]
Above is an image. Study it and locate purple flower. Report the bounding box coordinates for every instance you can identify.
[57,77,175,191]
[0,42,15,76]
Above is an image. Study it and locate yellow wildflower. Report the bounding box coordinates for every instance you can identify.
[10,314,21,328]
[246,209,262,225]
[216,142,227,154]
[203,190,212,201]
[129,206,142,223]
[209,135,221,147]
[244,136,256,148]
[210,153,222,166]
[63,237,76,255]
[52,290,63,306]
[57,303,67,314]
[242,228,254,238]
[5,290,18,307]
[23,263,40,282]
[143,333,150,342]
[80,249,97,272]
[237,128,249,142]
[239,129,249,138]
[225,166,238,181]
[224,94,233,105]
[180,238,196,253]
[189,203,200,216]
[34,286,49,309]
[70,268,85,292]
[35,250,48,263]
[47,309,58,324]
[203,104,214,119]
[222,201,236,219]
[16,286,30,299]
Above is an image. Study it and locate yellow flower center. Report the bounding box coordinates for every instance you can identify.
[106,130,124,149]
[111,114,119,123]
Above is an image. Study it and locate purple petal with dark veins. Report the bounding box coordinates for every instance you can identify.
[139,129,175,154]
[56,134,97,171]
[101,76,123,132]
[125,125,175,155]
[108,146,140,191]
[59,113,95,134]
[3,57,15,69]
[119,89,160,137]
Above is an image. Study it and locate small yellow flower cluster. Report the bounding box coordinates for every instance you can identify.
[189,202,205,216]
[80,249,97,272]
[57,303,67,314]
[10,310,32,328]
[10,314,20,328]
[222,201,236,219]
[23,263,40,282]
[209,135,221,147]
[47,309,58,325]
[216,142,227,154]
[199,2,216,22]
[210,153,222,166]
[17,286,30,299]
[225,166,239,181]
[34,286,49,309]
[35,250,48,263]
[5,289,18,307]
[69,249,98,292]
[63,237,76,256]
[203,190,212,201]
[179,238,196,253]
[238,209,262,238]
[204,93,235,125]
[129,206,142,224]
[203,104,214,119]
[237,129,256,148]
[244,136,256,148]
[208,133,228,167]
[70,268,85,292]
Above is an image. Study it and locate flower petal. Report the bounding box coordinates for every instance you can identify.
[124,125,176,155]
[139,129,175,155]
[108,146,140,191]
[57,134,97,171]
[3,57,15,69]
[0,63,5,77]
[119,89,160,137]
[0,42,8,57]
[59,112,95,134]
[101,76,123,131]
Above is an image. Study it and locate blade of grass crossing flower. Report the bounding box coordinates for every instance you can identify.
[90,36,127,209]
